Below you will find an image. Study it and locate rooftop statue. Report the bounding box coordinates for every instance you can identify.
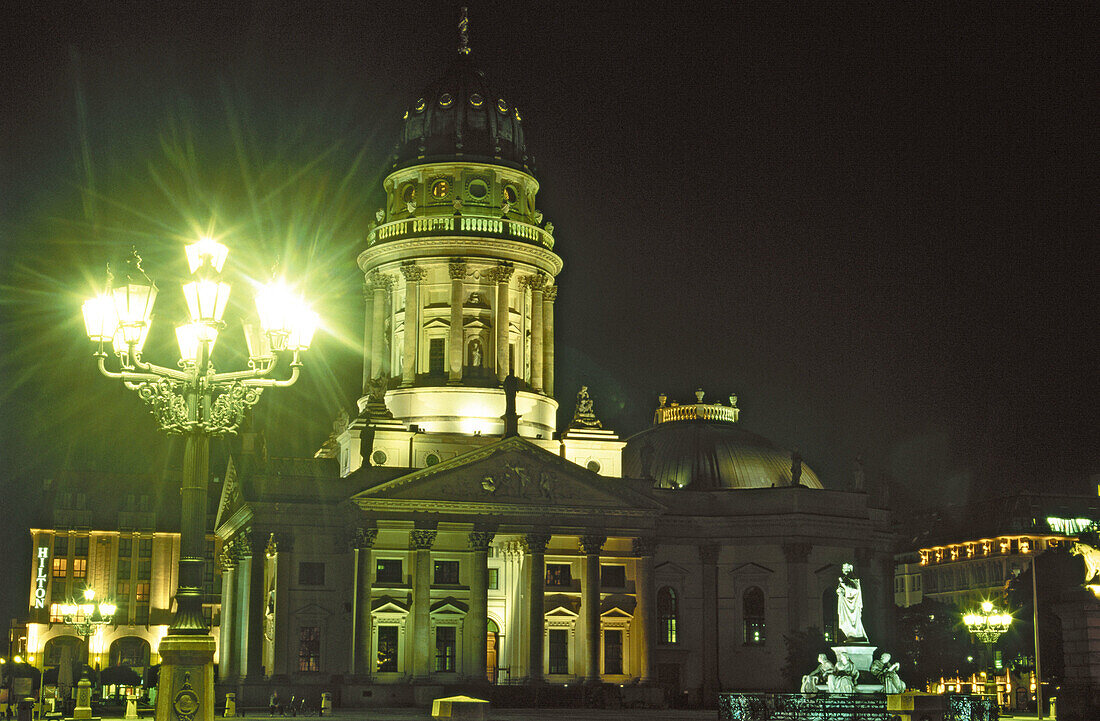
[837,562,868,642]
[571,385,603,429]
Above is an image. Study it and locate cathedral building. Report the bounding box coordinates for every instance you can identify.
[211,43,895,709]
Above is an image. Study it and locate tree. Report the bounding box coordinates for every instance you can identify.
[895,598,981,690]
[781,627,830,688]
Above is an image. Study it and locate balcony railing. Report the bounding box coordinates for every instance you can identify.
[368,215,554,249]
[654,403,740,425]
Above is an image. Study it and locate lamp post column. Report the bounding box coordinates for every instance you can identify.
[580,534,605,683]
[522,533,550,682]
[542,286,556,395]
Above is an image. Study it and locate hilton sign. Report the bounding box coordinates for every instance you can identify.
[33,546,48,608]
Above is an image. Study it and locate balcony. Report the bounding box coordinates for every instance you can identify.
[368,215,554,250]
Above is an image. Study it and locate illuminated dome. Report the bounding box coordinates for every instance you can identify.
[622,392,823,490]
[393,53,531,173]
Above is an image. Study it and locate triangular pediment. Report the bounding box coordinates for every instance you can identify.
[371,596,409,614]
[351,436,663,518]
[424,317,450,329]
[292,602,332,617]
[600,606,633,619]
[215,457,243,530]
[729,562,774,576]
[431,597,468,614]
[545,594,580,615]
[655,561,690,577]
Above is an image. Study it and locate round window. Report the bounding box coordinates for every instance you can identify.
[401,184,416,204]
[469,93,484,107]
[467,179,488,199]
[439,93,454,108]
[425,453,440,466]
[586,460,601,473]
[503,185,518,203]
[431,179,450,199]
[497,99,508,113]
[372,450,388,466]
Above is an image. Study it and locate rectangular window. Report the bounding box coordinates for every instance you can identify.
[299,562,326,586]
[435,626,456,672]
[600,565,626,588]
[117,580,130,599]
[49,603,64,623]
[75,493,87,509]
[604,629,623,675]
[135,582,150,602]
[488,567,499,590]
[914,575,921,591]
[54,536,68,557]
[548,629,569,674]
[118,559,131,580]
[118,538,132,557]
[139,538,152,558]
[428,338,446,375]
[298,626,321,672]
[433,560,459,585]
[135,603,149,625]
[545,563,571,587]
[72,558,87,579]
[74,537,89,557]
[52,583,67,601]
[376,559,403,585]
[52,557,67,578]
[138,559,151,580]
[377,626,399,672]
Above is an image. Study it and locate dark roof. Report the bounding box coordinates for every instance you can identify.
[393,54,533,174]
[623,420,823,491]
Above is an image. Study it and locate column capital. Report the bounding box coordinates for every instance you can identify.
[520,532,551,554]
[409,529,437,550]
[543,285,558,302]
[467,531,496,552]
[400,263,427,282]
[484,264,515,284]
[448,261,468,280]
[579,534,606,555]
[368,270,395,290]
[521,273,547,290]
[632,536,657,557]
[218,544,238,571]
[266,531,294,556]
[698,543,719,565]
[782,541,812,564]
[349,527,378,551]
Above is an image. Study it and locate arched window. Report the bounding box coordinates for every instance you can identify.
[743,586,765,645]
[657,586,678,644]
[822,587,839,642]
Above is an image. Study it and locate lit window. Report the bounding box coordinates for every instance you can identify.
[377,626,399,672]
[135,582,150,602]
[50,603,64,623]
[545,563,571,588]
[431,180,450,199]
[376,559,403,585]
[657,586,678,644]
[298,626,321,672]
[488,567,499,590]
[72,558,87,579]
[435,626,456,672]
[52,557,67,578]
[743,586,766,645]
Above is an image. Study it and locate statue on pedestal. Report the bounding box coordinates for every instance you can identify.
[836,563,868,642]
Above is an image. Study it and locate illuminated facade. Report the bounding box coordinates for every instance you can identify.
[212,45,895,709]
[23,472,222,682]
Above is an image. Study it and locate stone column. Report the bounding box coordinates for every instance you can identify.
[466,531,495,681]
[527,274,546,392]
[351,528,378,676]
[699,544,719,702]
[243,529,267,679]
[522,532,551,682]
[542,286,557,395]
[783,542,812,637]
[361,279,373,393]
[448,262,467,383]
[217,546,238,680]
[410,529,437,680]
[368,271,392,381]
[633,537,657,684]
[400,264,426,386]
[270,533,294,676]
[489,265,515,382]
[580,534,606,683]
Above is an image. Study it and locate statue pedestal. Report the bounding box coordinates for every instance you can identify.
[154,636,215,721]
[832,644,877,675]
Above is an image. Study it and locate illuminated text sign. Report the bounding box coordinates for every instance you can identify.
[34,546,49,608]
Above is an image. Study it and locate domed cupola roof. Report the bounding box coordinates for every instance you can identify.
[622,390,824,491]
[393,51,532,174]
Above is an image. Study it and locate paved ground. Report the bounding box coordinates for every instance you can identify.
[233,712,714,721]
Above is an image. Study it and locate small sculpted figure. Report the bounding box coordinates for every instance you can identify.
[831,652,857,693]
[800,653,833,693]
[837,563,868,642]
[870,652,906,694]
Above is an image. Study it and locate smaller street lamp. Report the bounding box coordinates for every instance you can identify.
[964,600,1012,698]
[58,589,116,677]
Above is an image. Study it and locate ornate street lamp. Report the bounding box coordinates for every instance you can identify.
[58,588,117,671]
[82,237,317,721]
[963,600,1012,698]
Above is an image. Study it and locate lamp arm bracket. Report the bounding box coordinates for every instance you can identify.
[129,377,191,434]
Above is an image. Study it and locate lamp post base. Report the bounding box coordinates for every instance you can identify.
[155,636,215,721]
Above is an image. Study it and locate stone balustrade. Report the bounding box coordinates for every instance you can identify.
[654,402,740,424]
[369,216,554,249]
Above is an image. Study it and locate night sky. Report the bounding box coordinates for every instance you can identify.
[1,2,1096,627]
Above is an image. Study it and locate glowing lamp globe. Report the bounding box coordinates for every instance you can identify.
[82,295,119,343]
[183,279,231,324]
[185,237,229,274]
[242,319,273,361]
[176,323,219,364]
[254,281,296,339]
[112,279,158,346]
[287,307,319,351]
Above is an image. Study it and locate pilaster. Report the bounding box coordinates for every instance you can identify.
[350,528,378,676]
[400,264,427,386]
[448,262,467,383]
[632,536,657,684]
[580,534,606,683]
[542,286,557,395]
[521,532,551,682]
[409,529,437,680]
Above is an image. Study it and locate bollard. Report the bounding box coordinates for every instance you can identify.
[224,693,236,718]
[319,693,331,717]
[125,693,139,720]
[17,697,35,721]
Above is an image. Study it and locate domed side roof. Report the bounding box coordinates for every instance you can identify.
[623,420,823,490]
[394,56,531,173]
